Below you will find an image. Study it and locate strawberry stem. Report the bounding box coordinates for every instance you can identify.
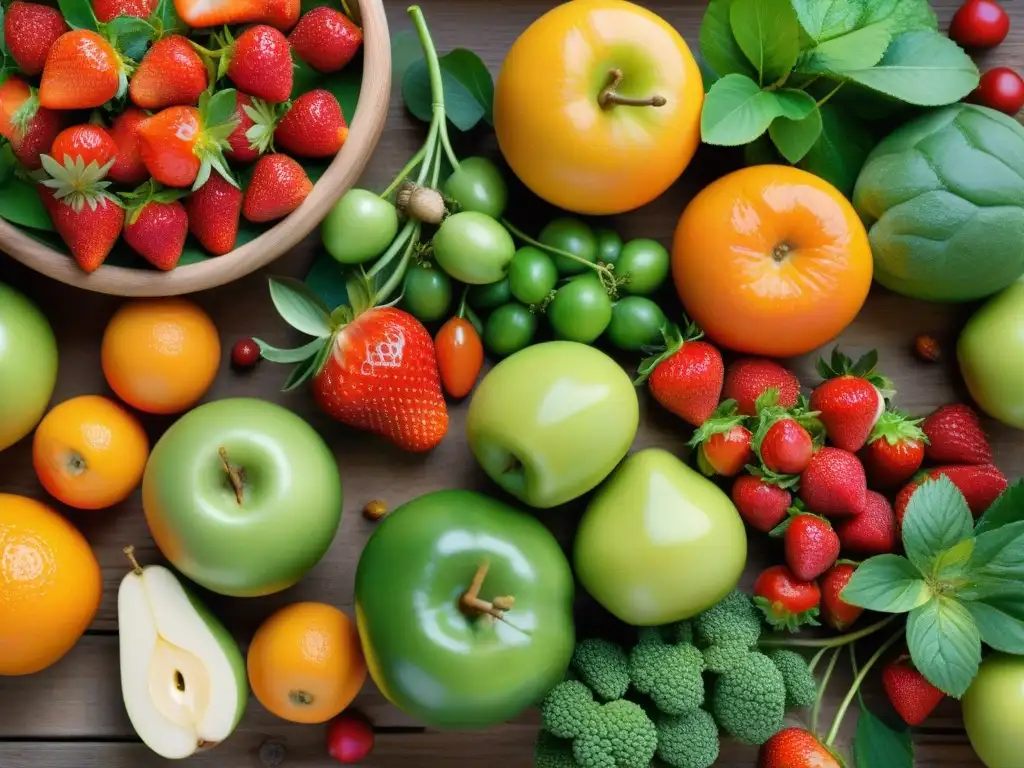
[759,615,898,648]
[824,628,904,747]
[811,647,841,735]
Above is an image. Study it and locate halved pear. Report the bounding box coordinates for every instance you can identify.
[118,563,248,759]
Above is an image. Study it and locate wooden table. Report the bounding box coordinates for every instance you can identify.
[1,1,1020,765]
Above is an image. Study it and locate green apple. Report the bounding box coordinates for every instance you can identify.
[962,653,1024,767]
[574,448,747,626]
[959,278,1024,429]
[118,560,247,759]
[0,281,58,452]
[466,341,639,508]
[142,398,343,597]
[355,489,575,729]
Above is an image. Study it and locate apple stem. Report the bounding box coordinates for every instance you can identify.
[598,69,667,110]
[123,545,143,576]
[218,447,245,505]
[460,563,515,621]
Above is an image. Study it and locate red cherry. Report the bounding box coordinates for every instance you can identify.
[326,711,374,764]
[231,337,261,370]
[949,0,1010,49]
[969,67,1024,116]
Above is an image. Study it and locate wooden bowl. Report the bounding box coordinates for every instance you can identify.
[0,0,391,297]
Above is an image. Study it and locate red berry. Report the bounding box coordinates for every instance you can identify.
[949,0,1010,50]
[731,475,791,533]
[232,337,261,370]
[820,563,864,632]
[970,67,1024,116]
[784,514,840,582]
[760,419,813,475]
[326,710,374,764]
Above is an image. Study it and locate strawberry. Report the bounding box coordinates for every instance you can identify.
[263,0,299,30]
[137,89,240,189]
[173,0,265,28]
[758,418,813,475]
[921,404,993,466]
[121,180,189,270]
[731,475,791,533]
[36,185,122,272]
[882,657,946,726]
[753,564,820,632]
[837,490,896,556]
[759,728,841,768]
[49,124,118,167]
[819,563,863,631]
[800,447,868,518]
[0,77,67,170]
[242,153,311,222]
[3,1,68,76]
[222,25,294,104]
[635,321,724,428]
[722,357,800,417]
[809,347,891,452]
[39,30,128,110]
[688,399,753,477]
[895,465,1008,525]
[288,6,363,73]
[275,89,348,158]
[130,35,208,110]
[107,107,150,186]
[93,0,158,22]
[860,409,928,489]
[185,174,243,255]
[775,512,839,581]
[225,93,277,163]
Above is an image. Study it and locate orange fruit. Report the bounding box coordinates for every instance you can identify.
[247,602,367,724]
[101,298,221,415]
[672,165,873,358]
[33,395,149,510]
[0,494,102,675]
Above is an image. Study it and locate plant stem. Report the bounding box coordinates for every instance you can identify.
[456,284,469,318]
[760,615,898,649]
[817,81,845,108]
[811,647,842,735]
[381,146,426,199]
[501,218,621,295]
[374,222,421,304]
[440,122,460,172]
[417,116,441,186]
[367,219,417,279]
[808,646,830,675]
[824,628,904,748]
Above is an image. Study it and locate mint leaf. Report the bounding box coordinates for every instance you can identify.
[797,21,892,73]
[797,102,875,197]
[961,521,1024,599]
[699,0,757,80]
[790,0,861,43]
[966,598,1024,655]
[901,476,974,574]
[841,555,930,613]
[729,0,800,85]
[860,0,937,35]
[769,106,822,163]
[975,480,1024,536]
[438,48,494,126]
[701,74,782,146]
[268,277,332,338]
[58,0,98,31]
[773,88,817,119]
[853,701,914,768]
[907,596,981,698]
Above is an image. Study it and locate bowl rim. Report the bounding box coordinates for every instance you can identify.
[0,0,392,297]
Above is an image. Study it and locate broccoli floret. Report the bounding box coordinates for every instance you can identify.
[628,632,704,715]
[700,643,752,675]
[709,651,786,745]
[572,639,631,701]
[768,650,818,709]
[535,730,578,768]
[670,621,694,645]
[539,680,658,768]
[655,709,720,768]
[694,590,762,649]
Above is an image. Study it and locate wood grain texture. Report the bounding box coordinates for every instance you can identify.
[1,0,1022,765]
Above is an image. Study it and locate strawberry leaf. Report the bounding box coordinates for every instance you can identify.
[104,16,155,61]
[853,700,914,768]
[840,554,930,612]
[202,88,238,129]
[59,0,99,32]
[901,476,973,574]
[0,7,8,57]
[268,276,332,338]
[633,323,685,385]
[974,479,1024,536]
[255,336,326,364]
[149,0,187,38]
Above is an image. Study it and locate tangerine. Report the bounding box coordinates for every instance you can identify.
[0,494,102,675]
[101,298,221,415]
[33,395,149,510]
[672,165,873,358]
[247,602,367,724]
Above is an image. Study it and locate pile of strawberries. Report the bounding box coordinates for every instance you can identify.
[0,0,363,271]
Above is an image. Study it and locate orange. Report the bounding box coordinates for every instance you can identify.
[672,165,873,359]
[247,602,367,724]
[0,494,102,675]
[101,298,221,415]
[33,395,149,511]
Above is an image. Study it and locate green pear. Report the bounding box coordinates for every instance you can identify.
[574,448,747,626]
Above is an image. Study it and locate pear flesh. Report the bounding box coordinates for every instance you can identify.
[119,565,248,760]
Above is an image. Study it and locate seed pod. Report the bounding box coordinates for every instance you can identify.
[397,182,446,224]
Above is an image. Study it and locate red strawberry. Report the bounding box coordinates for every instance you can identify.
[39,30,127,110]
[882,657,946,726]
[753,565,820,632]
[275,89,348,158]
[37,185,122,272]
[93,0,158,21]
[224,25,294,104]
[759,418,813,475]
[107,107,150,186]
[636,321,724,428]
[121,181,189,270]
[731,475,791,533]
[759,728,841,768]
[722,357,800,417]
[225,93,277,163]
[779,513,839,581]
[837,491,896,556]
[185,174,243,255]
[49,124,117,167]
[860,409,928,489]
[810,347,891,452]
[800,447,868,518]
[130,35,208,110]
[173,0,265,27]
[242,153,312,223]
[922,404,993,466]
[688,399,753,477]
[895,465,1009,525]
[263,0,299,30]
[3,1,68,76]
[819,563,864,631]
[0,77,67,170]
[288,6,363,73]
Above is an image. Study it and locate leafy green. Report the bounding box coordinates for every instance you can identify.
[841,554,930,612]
[769,106,822,163]
[796,21,891,73]
[853,701,914,768]
[902,476,974,574]
[305,251,352,309]
[268,277,332,338]
[58,0,98,31]
[797,102,875,196]
[906,597,980,699]
[974,479,1024,535]
[966,599,1024,655]
[790,0,861,42]
[401,46,494,132]
[0,177,55,231]
[104,16,155,61]
[700,0,756,79]
[701,74,784,146]
[730,0,801,85]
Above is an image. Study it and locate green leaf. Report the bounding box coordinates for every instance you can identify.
[836,30,979,107]
[906,596,981,698]
[203,88,238,129]
[0,144,15,186]
[390,29,422,85]
[255,337,326,364]
[853,702,914,768]
[790,0,861,43]
[961,521,1024,598]
[699,0,756,80]
[773,88,817,119]
[797,102,875,197]
[268,276,332,338]
[0,5,8,56]
[975,480,1024,536]
[729,0,800,85]
[149,0,186,37]
[105,16,155,61]
[860,0,937,35]
[58,0,98,31]
[439,48,493,126]
[0,177,54,231]
[966,598,1024,655]
[402,48,494,132]
[797,21,892,73]
[701,74,782,146]
[902,476,974,574]
[305,251,352,309]
[840,555,930,613]
[291,54,321,99]
[769,105,822,164]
